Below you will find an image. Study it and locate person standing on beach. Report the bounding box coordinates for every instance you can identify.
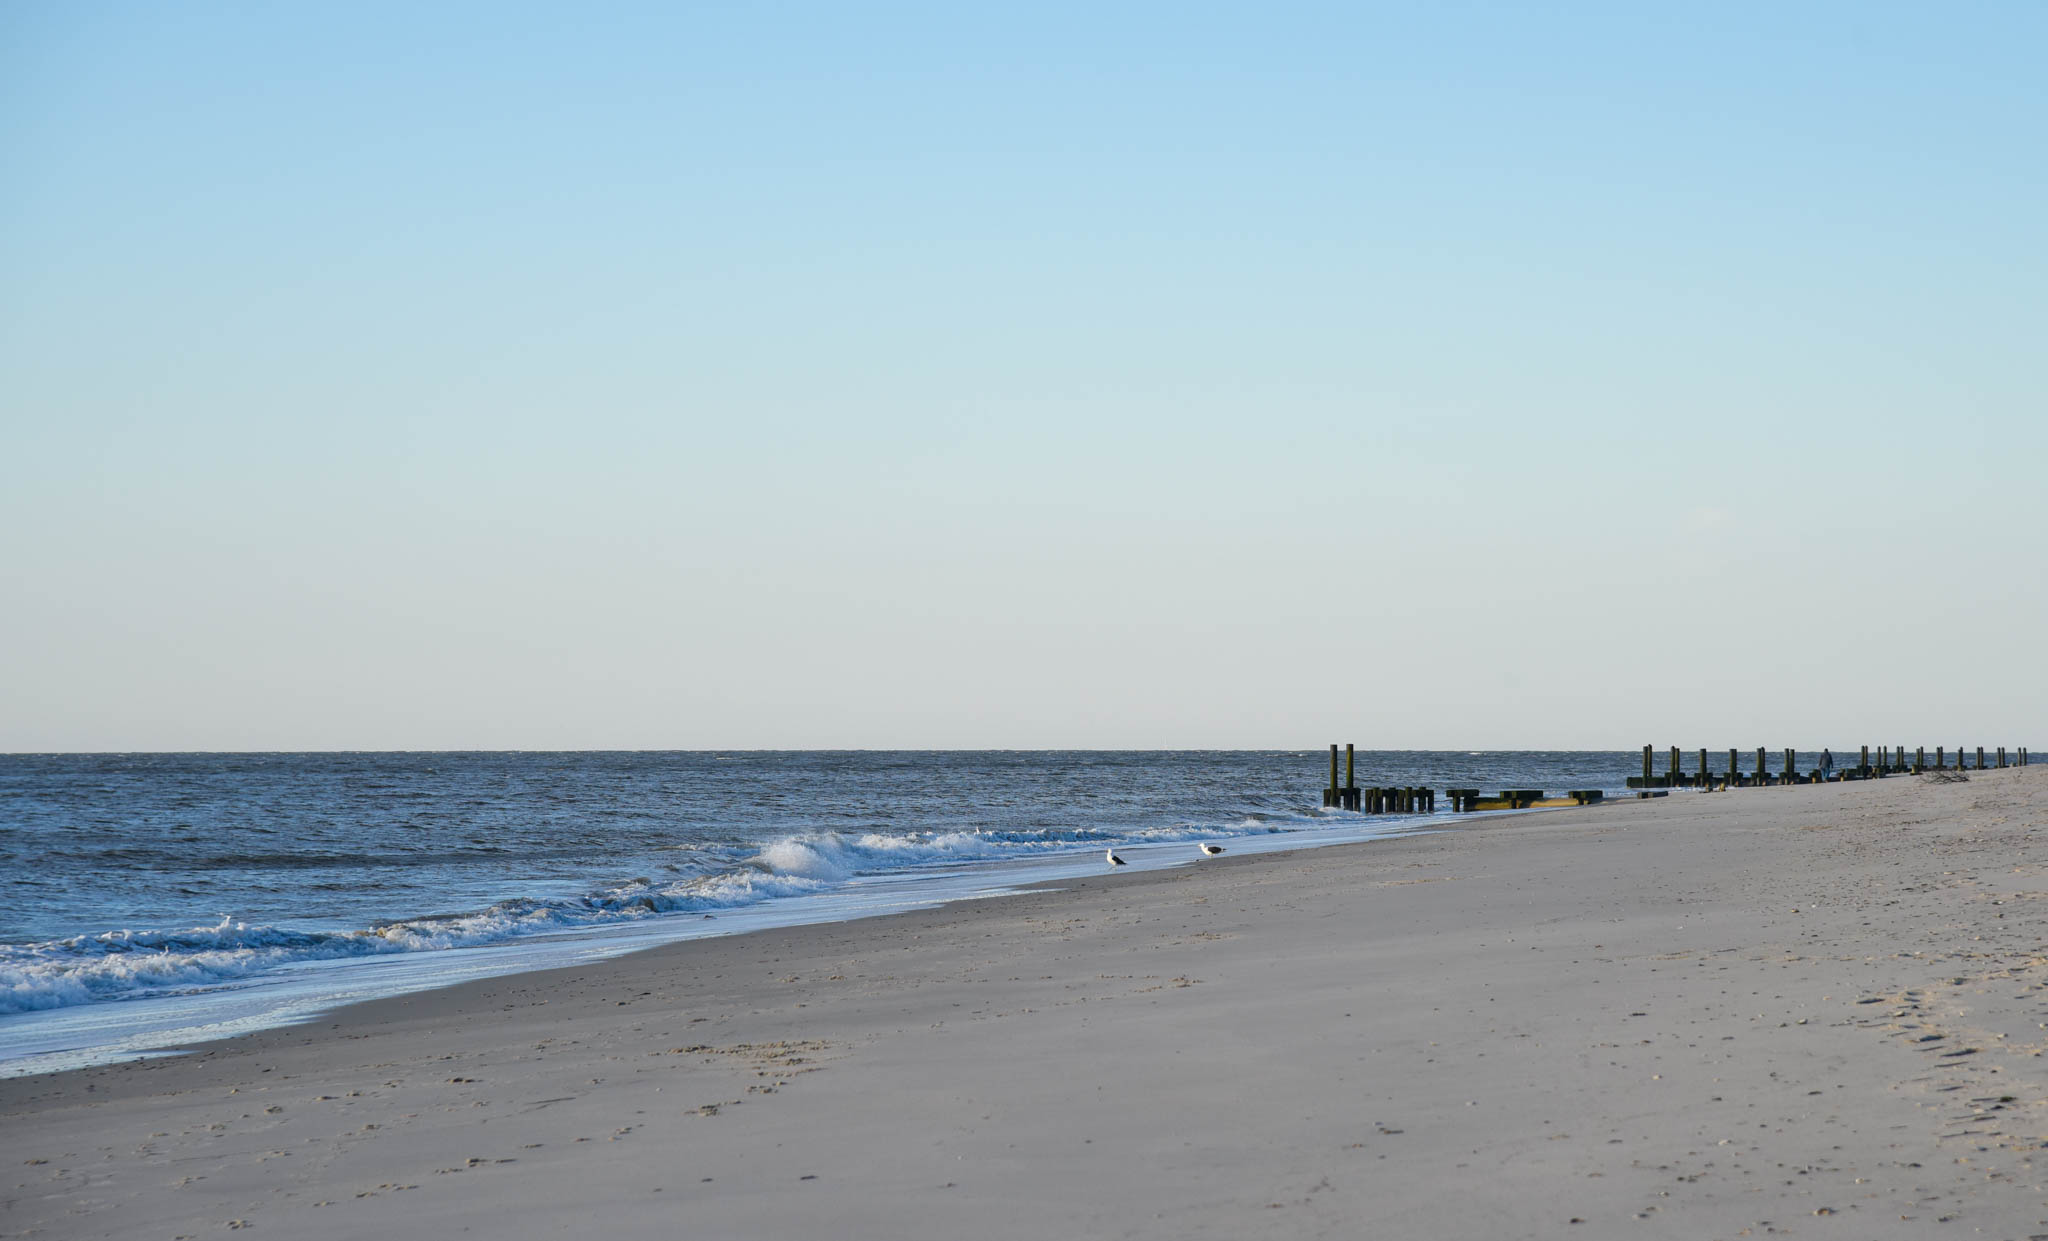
[1820,749,1834,776]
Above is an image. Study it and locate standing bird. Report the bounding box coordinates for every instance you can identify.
[1106,849,1127,867]
[1198,843,1225,857]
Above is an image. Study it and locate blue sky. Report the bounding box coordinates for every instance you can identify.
[3,2,2042,749]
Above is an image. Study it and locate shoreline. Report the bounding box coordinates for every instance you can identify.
[0,808,1437,1077]
[5,768,2045,1238]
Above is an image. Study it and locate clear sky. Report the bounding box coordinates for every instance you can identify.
[3,1,2042,751]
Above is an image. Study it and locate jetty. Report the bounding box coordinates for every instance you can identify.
[1319,743,2030,812]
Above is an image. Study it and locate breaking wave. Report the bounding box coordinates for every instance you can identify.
[0,816,1301,1016]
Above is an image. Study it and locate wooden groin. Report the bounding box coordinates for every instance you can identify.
[1625,742,2030,792]
[1319,743,2028,818]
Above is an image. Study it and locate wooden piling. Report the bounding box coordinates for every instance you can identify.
[1937,746,1944,770]
[1999,746,2007,768]
[1669,747,1681,784]
[1978,746,1986,770]
[1916,746,1925,773]
[1642,745,1653,785]
[1326,744,1339,807]
[1784,748,1796,782]
[1860,745,1870,777]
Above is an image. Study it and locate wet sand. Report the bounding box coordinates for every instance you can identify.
[5,766,2047,1239]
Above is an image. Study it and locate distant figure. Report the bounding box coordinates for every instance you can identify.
[1820,749,1834,775]
[1198,843,1225,857]
[1105,849,1127,867]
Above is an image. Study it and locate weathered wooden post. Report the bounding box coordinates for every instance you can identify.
[1784,747,1797,782]
[1643,745,1653,786]
[1669,746,1681,785]
[1999,746,2007,768]
[1326,744,1339,807]
[1755,746,1767,786]
[1916,746,1925,773]
[1860,745,1870,777]
[1936,745,1945,770]
[1978,746,1986,770]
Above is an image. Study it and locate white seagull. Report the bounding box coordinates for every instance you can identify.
[1106,849,1127,867]
[1198,843,1225,857]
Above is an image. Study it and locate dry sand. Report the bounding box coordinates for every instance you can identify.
[6,767,2048,1239]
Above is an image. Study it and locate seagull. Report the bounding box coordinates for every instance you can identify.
[1198,843,1225,857]
[1106,849,1127,867]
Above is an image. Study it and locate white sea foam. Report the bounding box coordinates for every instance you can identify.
[0,815,1321,1017]
[0,865,842,1016]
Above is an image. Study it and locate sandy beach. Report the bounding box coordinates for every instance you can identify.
[5,767,2046,1239]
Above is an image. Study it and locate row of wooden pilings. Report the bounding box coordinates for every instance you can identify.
[1628,744,2031,792]
[1320,741,2033,815]
[1318,744,1602,814]
[1320,744,1436,812]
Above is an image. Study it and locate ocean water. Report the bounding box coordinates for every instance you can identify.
[0,749,1660,1073]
